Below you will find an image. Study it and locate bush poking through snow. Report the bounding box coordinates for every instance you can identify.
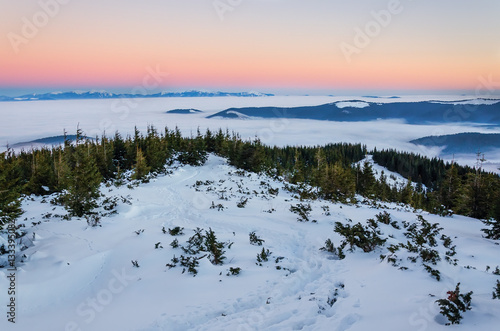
[290,203,314,222]
[170,238,179,248]
[377,215,457,279]
[321,205,331,216]
[327,283,345,307]
[423,264,441,281]
[237,198,249,208]
[168,226,184,236]
[249,231,265,246]
[320,239,335,253]
[256,248,272,265]
[86,214,101,227]
[181,228,205,255]
[0,244,7,255]
[374,211,400,229]
[210,201,225,211]
[482,218,500,240]
[180,255,203,276]
[227,267,241,276]
[334,221,386,253]
[203,228,227,265]
[319,239,345,259]
[404,215,442,247]
[168,228,232,275]
[375,211,391,224]
[166,254,204,276]
[493,280,500,299]
[435,283,473,325]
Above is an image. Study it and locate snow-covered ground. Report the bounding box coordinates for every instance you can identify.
[1,155,499,331]
[357,155,422,189]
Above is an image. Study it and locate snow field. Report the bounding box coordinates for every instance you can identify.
[0,155,499,330]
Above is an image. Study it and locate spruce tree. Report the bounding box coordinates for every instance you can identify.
[312,148,326,188]
[26,148,56,195]
[132,147,150,181]
[400,178,414,205]
[145,126,168,172]
[376,170,390,201]
[0,151,23,230]
[63,132,102,217]
[440,165,465,213]
[291,149,305,184]
[357,161,376,198]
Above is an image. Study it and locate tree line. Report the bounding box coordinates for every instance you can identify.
[1,126,499,236]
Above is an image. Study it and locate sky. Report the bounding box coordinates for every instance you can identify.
[1,0,499,96]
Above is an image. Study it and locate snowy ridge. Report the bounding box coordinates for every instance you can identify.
[358,155,424,190]
[0,90,274,102]
[1,155,499,330]
[335,101,370,109]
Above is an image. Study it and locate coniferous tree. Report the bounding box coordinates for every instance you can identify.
[25,148,56,195]
[465,171,489,219]
[357,161,376,198]
[237,139,265,172]
[112,131,128,170]
[0,151,23,230]
[132,147,151,181]
[291,149,305,184]
[376,170,390,201]
[54,147,71,191]
[63,131,102,217]
[312,148,326,188]
[440,165,465,213]
[93,135,115,179]
[400,178,414,205]
[323,162,355,201]
[145,126,168,172]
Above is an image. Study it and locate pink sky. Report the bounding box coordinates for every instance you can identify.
[1,0,499,95]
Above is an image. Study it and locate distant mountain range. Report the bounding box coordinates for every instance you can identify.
[207,100,500,125]
[410,132,500,154]
[9,135,84,149]
[0,90,274,101]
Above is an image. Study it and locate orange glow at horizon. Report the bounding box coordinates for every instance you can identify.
[1,1,499,94]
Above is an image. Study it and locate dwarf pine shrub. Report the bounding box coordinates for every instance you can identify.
[257,247,272,265]
[436,283,473,325]
[319,239,345,259]
[334,221,386,253]
[493,280,500,299]
[290,203,313,222]
[249,231,265,246]
[168,226,184,236]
